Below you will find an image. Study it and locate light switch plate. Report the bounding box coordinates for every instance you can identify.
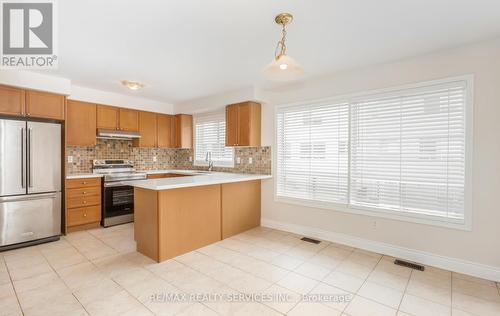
[236,157,241,164]
[248,157,253,164]
[189,156,193,162]
[153,156,157,162]
[67,155,73,163]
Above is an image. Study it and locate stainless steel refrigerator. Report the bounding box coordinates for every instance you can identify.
[0,118,62,249]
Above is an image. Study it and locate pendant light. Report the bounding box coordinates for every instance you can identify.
[262,13,304,81]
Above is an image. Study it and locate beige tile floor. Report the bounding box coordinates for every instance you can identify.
[0,224,499,316]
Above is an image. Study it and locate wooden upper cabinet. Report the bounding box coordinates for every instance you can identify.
[0,85,25,116]
[66,100,97,146]
[119,108,139,131]
[157,114,175,148]
[225,104,239,146]
[133,111,157,147]
[25,90,65,120]
[174,114,193,149]
[96,105,118,130]
[225,101,261,147]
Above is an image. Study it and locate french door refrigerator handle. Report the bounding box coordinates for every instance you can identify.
[0,192,58,202]
[21,127,25,188]
[28,127,33,188]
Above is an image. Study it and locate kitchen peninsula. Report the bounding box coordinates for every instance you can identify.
[130,172,271,262]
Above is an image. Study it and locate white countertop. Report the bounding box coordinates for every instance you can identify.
[141,169,206,176]
[66,173,103,179]
[129,172,272,190]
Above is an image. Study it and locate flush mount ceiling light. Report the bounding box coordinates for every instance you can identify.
[121,80,144,90]
[262,13,304,81]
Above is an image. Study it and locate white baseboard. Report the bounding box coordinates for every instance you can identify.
[261,218,500,282]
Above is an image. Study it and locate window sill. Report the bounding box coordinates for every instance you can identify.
[274,195,471,231]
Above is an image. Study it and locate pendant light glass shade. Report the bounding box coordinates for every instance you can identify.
[262,13,303,81]
[262,54,304,81]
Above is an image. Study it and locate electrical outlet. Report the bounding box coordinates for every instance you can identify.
[189,156,193,162]
[248,157,253,164]
[236,157,241,164]
[153,156,157,162]
[67,155,73,163]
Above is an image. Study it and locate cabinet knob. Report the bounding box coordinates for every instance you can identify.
[83,213,87,217]
[82,181,87,185]
[83,191,87,195]
[83,201,87,204]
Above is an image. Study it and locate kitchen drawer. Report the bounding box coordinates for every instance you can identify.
[66,177,101,189]
[67,205,101,226]
[67,187,101,199]
[66,194,101,209]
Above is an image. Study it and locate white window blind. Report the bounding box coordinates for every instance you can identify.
[350,82,466,220]
[194,111,234,167]
[276,78,470,226]
[276,102,349,204]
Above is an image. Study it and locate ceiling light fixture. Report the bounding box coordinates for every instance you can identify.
[262,13,304,81]
[121,80,144,90]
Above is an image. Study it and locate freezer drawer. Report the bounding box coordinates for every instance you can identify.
[0,192,61,247]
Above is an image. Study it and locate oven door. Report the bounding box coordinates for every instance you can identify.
[103,184,134,219]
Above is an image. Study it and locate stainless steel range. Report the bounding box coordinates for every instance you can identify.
[93,160,146,227]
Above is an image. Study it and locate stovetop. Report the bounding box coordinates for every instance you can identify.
[92,159,147,182]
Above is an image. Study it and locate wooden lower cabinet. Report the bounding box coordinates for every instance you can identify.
[221,180,261,239]
[134,180,261,262]
[65,178,102,233]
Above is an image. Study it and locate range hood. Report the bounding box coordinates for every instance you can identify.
[96,128,141,140]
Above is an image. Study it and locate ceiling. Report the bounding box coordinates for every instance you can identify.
[45,0,500,104]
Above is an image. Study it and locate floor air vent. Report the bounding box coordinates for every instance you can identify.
[301,237,321,244]
[394,259,425,271]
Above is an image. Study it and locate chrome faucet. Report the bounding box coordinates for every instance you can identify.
[205,151,214,171]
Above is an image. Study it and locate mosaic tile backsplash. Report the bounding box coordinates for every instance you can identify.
[66,139,271,175]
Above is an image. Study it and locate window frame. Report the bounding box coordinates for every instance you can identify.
[193,111,235,168]
[274,75,474,230]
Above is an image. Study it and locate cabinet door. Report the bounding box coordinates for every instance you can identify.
[66,100,96,146]
[175,114,192,149]
[134,111,157,147]
[119,108,139,131]
[157,114,174,148]
[0,85,25,116]
[225,104,239,146]
[96,105,118,130]
[237,103,252,146]
[26,90,65,120]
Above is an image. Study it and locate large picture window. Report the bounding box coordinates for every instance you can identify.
[275,77,472,229]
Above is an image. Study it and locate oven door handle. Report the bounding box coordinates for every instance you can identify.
[104,182,131,187]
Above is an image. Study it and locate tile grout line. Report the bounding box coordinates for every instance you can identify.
[2,255,25,316]
[342,253,387,313]
[397,268,413,313]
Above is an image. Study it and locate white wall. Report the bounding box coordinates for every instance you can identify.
[0,70,71,95]
[0,71,174,114]
[70,85,174,114]
[258,38,500,275]
[174,86,258,114]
